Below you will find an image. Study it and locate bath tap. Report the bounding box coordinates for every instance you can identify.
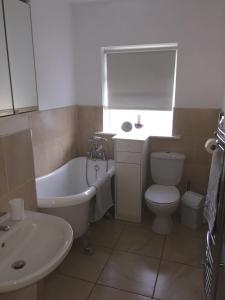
[87,136,108,160]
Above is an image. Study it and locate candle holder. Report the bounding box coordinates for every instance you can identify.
[134,123,143,129]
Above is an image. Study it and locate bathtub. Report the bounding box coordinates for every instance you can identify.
[36,157,115,238]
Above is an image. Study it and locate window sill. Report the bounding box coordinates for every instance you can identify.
[150,134,181,140]
[95,131,181,140]
[95,131,117,136]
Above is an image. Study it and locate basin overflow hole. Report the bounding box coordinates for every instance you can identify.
[11,260,26,270]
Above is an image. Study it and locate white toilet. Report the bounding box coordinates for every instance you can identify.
[144,152,185,234]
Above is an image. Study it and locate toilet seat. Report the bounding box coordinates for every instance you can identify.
[145,184,180,205]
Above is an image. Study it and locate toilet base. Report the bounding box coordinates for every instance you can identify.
[152,215,173,234]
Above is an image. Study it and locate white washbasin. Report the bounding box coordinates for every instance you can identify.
[0,210,73,293]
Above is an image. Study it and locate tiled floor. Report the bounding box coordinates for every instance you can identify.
[42,215,206,300]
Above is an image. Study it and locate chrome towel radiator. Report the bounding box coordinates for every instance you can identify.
[203,112,225,300]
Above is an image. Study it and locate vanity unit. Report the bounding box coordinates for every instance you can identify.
[0,0,38,117]
[113,135,149,223]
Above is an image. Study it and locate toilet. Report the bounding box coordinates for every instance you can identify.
[144,152,185,234]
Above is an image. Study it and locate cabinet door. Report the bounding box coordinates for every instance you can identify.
[116,163,141,222]
[0,0,13,116]
[3,0,38,113]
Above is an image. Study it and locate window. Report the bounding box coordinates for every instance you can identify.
[102,44,177,136]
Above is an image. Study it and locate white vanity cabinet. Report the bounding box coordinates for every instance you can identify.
[0,0,13,117]
[113,136,149,223]
[0,0,38,116]
[4,0,38,113]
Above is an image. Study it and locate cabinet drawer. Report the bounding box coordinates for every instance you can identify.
[115,140,142,152]
[116,151,141,164]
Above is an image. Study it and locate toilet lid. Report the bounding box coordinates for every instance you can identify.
[145,185,180,204]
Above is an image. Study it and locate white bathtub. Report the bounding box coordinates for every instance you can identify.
[36,157,115,238]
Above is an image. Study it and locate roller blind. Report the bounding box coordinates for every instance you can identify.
[106,49,176,110]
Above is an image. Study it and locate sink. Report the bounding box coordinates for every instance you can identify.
[0,210,73,293]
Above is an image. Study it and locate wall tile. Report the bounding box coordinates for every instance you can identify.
[30,107,75,146]
[151,108,219,195]
[182,163,210,194]
[0,139,8,198]
[0,105,219,213]
[30,106,78,177]
[0,114,30,136]
[0,129,37,212]
[71,106,78,156]
[77,105,103,156]
[3,130,35,191]
[75,106,219,195]
[173,108,219,136]
[46,134,73,173]
[150,136,195,164]
[0,106,77,212]
[193,136,212,165]
[0,179,37,212]
[33,142,50,178]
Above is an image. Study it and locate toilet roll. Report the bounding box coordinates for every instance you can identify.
[205,138,217,154]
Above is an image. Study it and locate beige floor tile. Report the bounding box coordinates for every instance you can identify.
[163,233,204,267]
[115,224,165,258]
[89,285,152,300]
[172,222,207,240]
[98,250,159,297]
[154,260,204,300]
[58,241,111,282]
[43,273,93,300]
[91,218,126,248]
[142,210,155,226]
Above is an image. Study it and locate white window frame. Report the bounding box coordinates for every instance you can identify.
[101,43,178,135]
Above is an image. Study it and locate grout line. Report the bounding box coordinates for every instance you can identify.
[60,219,203,300]
[111,248,161,262]
[89,220,162,299]
[160,258,203,270]
[88,219,166,300]
[112,221,128,250]
[96,282,154,298]
[86,282,96,300]
[87,220,127,300]
[56,270,95,285]
[55,272,97,300]
[58,271,154,300]
[94,221,127,283]
[152,234,167,299]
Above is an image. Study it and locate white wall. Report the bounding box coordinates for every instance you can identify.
[31,0,76,110]
[72,0,225,108]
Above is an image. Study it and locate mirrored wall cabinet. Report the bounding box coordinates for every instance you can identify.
[0,0,38,117]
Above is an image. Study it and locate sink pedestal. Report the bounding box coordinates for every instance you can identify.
[0,283,38,300]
